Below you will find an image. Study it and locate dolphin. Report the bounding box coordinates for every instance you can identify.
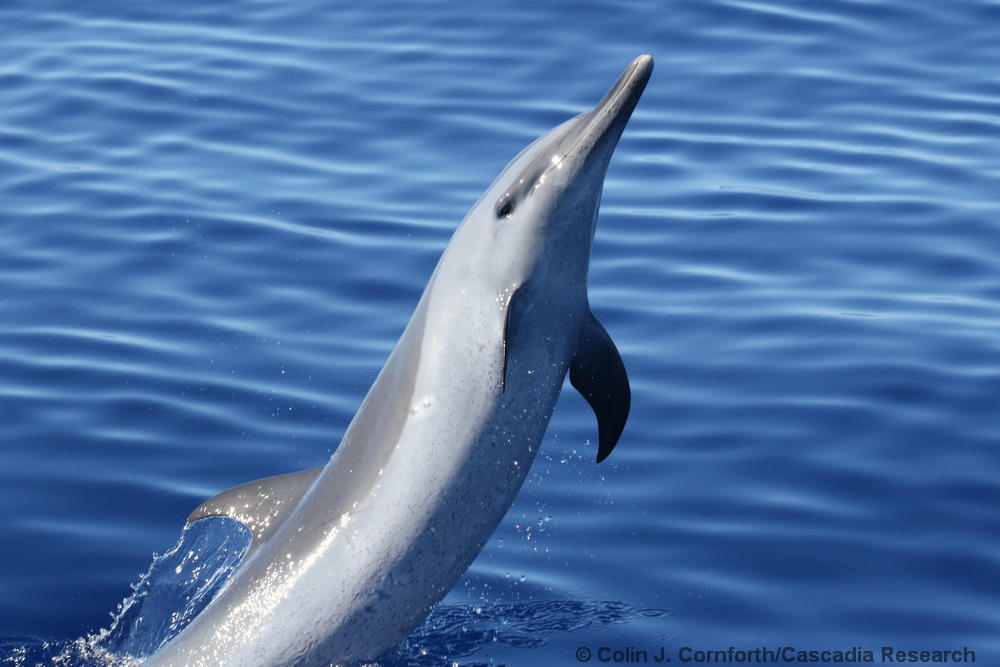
[143,54,652,667]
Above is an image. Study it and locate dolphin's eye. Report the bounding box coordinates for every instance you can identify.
[496,196,515,218]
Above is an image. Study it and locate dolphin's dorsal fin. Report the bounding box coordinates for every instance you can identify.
[570,312,630,463]
[187,466,324,552]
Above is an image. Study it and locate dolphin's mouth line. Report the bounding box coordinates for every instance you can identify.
[539,55,653,183]
[494,56,652,212]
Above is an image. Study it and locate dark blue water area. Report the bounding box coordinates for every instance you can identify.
[2,0,999,665]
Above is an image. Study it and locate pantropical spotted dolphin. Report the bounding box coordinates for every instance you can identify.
[144,54,652,666]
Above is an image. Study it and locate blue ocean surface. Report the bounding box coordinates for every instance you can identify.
[2,0,999,665]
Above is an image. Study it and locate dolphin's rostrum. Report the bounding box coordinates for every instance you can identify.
[144,54,652,666]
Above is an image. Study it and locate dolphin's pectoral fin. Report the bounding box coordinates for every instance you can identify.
[570,312,630,463]
[187,466,324,550]
[501,286,528,393]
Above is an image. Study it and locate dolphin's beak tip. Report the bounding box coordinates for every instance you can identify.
[631,54,654,85]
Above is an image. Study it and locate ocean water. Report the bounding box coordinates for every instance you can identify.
[2,0,999,664]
